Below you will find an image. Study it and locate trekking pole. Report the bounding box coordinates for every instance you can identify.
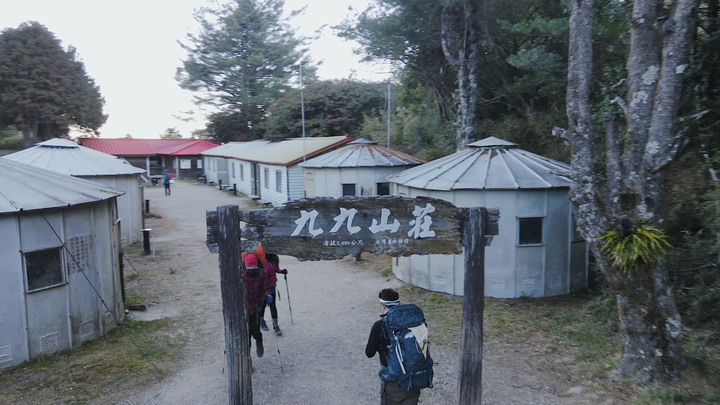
[284,273,294,325]
[272,329,284,373]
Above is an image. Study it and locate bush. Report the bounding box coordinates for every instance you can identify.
[676,283,720,329]
[0,126,23,149]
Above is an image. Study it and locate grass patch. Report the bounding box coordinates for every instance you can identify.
[397,285,464,347]
[123,294,145,308]
[484,293,623,381]
[0,318,182,404]
[631,333,720,404]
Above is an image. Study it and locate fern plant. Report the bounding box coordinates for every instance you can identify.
[599,223,671,273]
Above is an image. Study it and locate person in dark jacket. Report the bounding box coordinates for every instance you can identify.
[365,288,421,405]
[244,253,271,358]
[259,253,287,335]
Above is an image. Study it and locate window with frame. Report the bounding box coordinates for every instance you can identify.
[197,159,203,169]
[275,170,282,192]
[376,182,390,196]
[518,217,543,245]
[264,168,269,189]
[180,159,191,169]
[240,164,244,181]
[231,162,236,178]
[24,247,64,292]
[342,183,356,196]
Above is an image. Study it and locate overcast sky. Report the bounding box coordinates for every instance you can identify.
[0,0,392,139]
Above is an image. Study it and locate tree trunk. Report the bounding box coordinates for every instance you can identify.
[565,0,698,384]
[611,265,683,383]
[441,0,479,151]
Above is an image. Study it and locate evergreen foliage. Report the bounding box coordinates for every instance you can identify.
[263,79,386,140]
[0,22,106,147]
[177,0,308,141]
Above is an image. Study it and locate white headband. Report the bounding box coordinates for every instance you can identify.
[380,299,399,307]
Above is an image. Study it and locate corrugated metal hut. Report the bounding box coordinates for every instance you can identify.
[201,135,353,207]
[388,136,588,298]
[0,160,124,369]
[2,138,145,246]
[298,138,425,197]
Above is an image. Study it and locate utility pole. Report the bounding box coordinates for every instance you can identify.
[300,61,307,162]
[387,82,391,149]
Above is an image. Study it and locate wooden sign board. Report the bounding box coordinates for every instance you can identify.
[207,196,465,260]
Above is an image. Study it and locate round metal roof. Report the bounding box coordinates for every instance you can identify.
[3,138,145,176]
[388,136,572,190]
[0,158,124,214]
[299,138,425,168]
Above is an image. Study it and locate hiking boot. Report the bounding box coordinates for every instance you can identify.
[272,319,282,336]
[256,339,264,358]
[260,319,269,331]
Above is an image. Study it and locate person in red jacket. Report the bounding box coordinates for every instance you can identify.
[244,253,271,357]
[259,253,287,335]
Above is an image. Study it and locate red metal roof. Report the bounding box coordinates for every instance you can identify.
[78,138,218,156]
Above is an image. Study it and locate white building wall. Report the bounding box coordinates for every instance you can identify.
[258,163,289,207]
[0,200,122,369]
[85,174,142,246]
[65,206,102,347]
[393,185,581,298]
[304,166,412,198]
[227,159,253,196]
[203,157,219,184]
[287,165,304,201]
[0,216,27,369]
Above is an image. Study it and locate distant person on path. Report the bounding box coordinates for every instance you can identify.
[162,171,173,196]
[259,253,287,335]
[365,288,422,405]
[244,253,271,358]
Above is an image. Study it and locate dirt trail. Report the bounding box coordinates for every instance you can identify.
[115,180,590,404]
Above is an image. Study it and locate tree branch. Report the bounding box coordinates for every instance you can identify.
[552,126,568,141]
[610,96,629,118]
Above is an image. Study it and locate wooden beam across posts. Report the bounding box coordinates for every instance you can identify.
[216,205,252,404]
[206,197,499,405]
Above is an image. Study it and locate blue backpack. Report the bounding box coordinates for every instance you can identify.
[379,303,434,392]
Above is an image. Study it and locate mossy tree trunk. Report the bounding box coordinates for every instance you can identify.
[561,0,698,383]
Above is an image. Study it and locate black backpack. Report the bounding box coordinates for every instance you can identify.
[379,303,434,391]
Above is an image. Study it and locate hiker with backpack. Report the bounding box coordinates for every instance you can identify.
[365,288,433,405]
[259,253,287,336]
[243,253,272,358]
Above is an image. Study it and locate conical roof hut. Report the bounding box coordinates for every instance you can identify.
[300,138,425,197]
[0,159,124,369]
[388,137,587,298]
[3,138,145,245]
[388,136,572,190]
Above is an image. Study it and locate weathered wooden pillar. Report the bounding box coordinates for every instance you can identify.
[457,207,485,404]
[216,205,252,404]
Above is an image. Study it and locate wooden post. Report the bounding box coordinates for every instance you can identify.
[216,205,252,404]
[457,207,485,404]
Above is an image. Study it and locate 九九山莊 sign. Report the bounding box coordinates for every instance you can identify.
[207,196,464,260]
